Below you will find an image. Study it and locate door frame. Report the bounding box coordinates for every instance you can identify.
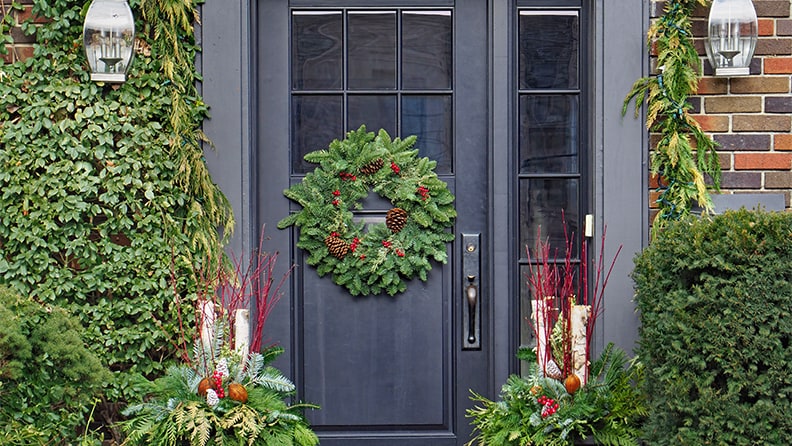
[199,0,649,426]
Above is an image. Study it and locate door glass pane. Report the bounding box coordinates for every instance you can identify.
[519,11,579,89]
[292,11,343,90]
[402,10,452,90]
[519,95,579,174]
[348,11,396,90]
[519,178,580,258]
[292,95,343,173]
[348,95,397,136]
[402,95,452,173]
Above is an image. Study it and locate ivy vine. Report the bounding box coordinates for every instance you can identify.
[0,0,232,413]
[623,0,720,228]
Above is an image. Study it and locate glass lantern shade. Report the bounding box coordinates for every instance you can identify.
[83,0,135,83]
[704,0,758,76]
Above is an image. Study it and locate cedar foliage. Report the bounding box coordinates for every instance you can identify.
[633,210,792,445]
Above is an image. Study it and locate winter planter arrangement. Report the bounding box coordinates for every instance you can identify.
[121,239,318,446]
[467,222,647,445]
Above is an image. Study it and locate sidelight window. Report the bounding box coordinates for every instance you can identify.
[517,8,587,349]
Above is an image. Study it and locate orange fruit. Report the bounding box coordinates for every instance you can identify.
[228,382,248,403]
[564,374,581,394]
[198,377,214,396]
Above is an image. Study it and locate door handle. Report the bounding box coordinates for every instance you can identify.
[462,233,480,349]
[466,275,478,344]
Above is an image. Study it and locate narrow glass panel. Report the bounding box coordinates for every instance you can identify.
[402,95,452,174]
[519,264,535,375]
[402,11,452,90]
[292,95,343,173]
[292,11,343,90]
[519,178,579,256]
[348,11,397,90]
[519,265,535,348]
[519,95,579,174]
[519,11,579,89]
[348,95,397,137]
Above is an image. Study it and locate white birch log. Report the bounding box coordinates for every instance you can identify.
[234,309,250,354]
[570,304,591,384]
[199,299,216,349]
[531,298,551,375]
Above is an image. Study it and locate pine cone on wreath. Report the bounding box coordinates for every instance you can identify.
[360,158,384,175]
[386,208,408,233]
[324,235,349,259]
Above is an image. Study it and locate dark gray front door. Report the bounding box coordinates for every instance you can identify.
[254,0,588,444]
[257,1,489,444]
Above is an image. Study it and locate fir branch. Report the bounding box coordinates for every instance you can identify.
[252,367,297,393]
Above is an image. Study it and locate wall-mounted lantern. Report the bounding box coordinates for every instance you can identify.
[705,0,758,77]
[83,0,135,83]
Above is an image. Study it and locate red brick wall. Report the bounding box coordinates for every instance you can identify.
[1,0,39,63]
[652,1,792,211]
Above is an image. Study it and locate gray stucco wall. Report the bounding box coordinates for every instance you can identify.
[594,1,649,355]
[197,0,253,257]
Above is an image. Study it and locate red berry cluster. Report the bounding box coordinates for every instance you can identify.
[416,185,429,201]
[212,370,225,399]
[331,231,340,237]
[395,248,405,257]
[332,190,341,206]
[382,240,392,248]
[349,237,361,252]
[538,395,559,418]
[390,161,400,174]
[340,172,357,181]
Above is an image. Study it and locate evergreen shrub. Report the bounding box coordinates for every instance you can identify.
[633,209,792,445]
[0,286,110,442]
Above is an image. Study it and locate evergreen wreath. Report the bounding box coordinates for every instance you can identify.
[277,126,456,296]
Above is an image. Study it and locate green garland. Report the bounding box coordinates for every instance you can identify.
[623,0,720,228]
[278,126,456,296]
